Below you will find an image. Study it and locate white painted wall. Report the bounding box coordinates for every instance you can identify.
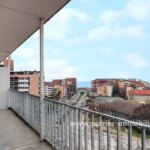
[0,67,8,109]
[107,85,113,97]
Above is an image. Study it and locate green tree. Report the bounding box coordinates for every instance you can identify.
[55,90,61,100]
[51,88,61,100]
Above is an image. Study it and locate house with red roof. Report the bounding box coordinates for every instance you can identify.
[128,89,150,102]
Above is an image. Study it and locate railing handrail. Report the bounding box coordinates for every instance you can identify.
[10,89,150,129]
[44,97,150,129]
[10,89,150,150]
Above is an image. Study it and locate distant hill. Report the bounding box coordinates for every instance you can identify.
[77,81,91,88]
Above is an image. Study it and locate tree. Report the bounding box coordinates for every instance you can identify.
[50,88,61,100]
[55,90,61,100]
[126,104,150,121]
[113,81,120,96]
[119,88,126,98]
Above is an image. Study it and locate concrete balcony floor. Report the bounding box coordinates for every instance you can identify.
[0,110,52,150]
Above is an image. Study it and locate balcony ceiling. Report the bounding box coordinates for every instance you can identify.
[0,0,70,63]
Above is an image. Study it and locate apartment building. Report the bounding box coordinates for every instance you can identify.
[91,78,147,92]
[97,83,113,97]
[3,58,14,71]
[10,71,40,96]
[128,89,150,102]
[44,82,56,97]
[45,78,77,99]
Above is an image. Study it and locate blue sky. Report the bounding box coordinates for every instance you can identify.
[13,0,150,82]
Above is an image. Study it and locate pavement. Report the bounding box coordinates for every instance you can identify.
[0,109,52,150]
[76,91,87,107]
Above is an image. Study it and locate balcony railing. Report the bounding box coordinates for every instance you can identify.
[10,90,150,150]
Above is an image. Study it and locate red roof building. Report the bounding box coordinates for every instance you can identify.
[128,89,150,96]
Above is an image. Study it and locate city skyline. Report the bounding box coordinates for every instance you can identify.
[12,0,150,82]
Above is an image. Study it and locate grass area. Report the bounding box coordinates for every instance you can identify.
[129,100,139,103]
[132,129,150,139]
[77,92,84,102]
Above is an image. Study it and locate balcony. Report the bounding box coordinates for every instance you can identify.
[0,90,148,150]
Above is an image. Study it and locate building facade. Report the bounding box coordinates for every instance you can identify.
[3,58,14,71]
[44,78,77,99]
[97,83,113,97]
[128,89,150,102]
[91,78,148,95]
[10,71,40,96]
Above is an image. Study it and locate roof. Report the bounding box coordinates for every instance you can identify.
[65,78,76,81]
[44,82,55,86]
[128,89,150,95]
[127,81,145,87]
[99,99,141,114]
[128,79,136,82]
[0,0,70,63]
[53,79,61,82]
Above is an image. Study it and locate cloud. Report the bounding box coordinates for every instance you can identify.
[88,25,147,40]
[110,71,131,78]
[13,42,80,81]
[43,8,92,41]
[99,10,120,24]
[125,0,150,21]
[99,0,150,24]
[124,53,149,69]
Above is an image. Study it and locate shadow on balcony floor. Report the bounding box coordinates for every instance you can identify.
[0,109,52,150]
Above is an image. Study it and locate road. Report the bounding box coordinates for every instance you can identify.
[76,91,87,107]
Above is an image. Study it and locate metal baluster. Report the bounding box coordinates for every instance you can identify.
[117,120,121,150]
[61,104,64,150]
[128,124,132,150]
[69,107,72,150]
[107,118,111,150]
[58,104,60,150]
[84,112,88,150]
[74,108,77,150]
[54,103,56,147]
[51,102,54,146]
[98,116,102,150]
[142,128,146,150]
[78,109,82,150]
[65,106,68,150]
[91,113,94,150]
[48,103,51,143]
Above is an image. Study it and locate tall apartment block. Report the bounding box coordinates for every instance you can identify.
[10,71,40,96]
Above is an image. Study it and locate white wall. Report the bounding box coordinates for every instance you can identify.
[107,85,113,97]
[0,67,8,109]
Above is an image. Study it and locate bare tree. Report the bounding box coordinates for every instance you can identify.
[127,104,150,121]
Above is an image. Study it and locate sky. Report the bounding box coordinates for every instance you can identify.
[12,0,150,82]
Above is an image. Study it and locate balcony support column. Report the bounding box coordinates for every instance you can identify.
[7,54,10,108]
[40,19,45,141]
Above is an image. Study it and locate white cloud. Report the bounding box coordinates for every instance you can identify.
[98,0,150,24]
[43,8,92,41]
[88,25,147,40]
[13,42,80,81]
[88,26,110,40]
[125,0,150,21]
[99,10,120,24]
[124,53,149,69]
[110,71,130,78]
